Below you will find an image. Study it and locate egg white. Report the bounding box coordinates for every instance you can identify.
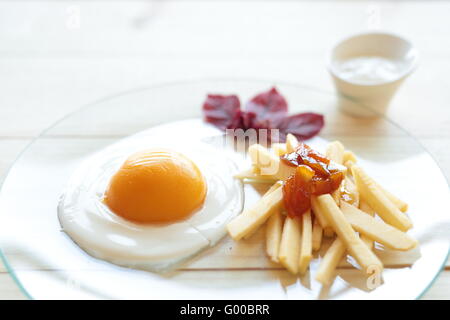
[58,120,244,272]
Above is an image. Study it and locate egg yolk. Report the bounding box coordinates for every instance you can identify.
[104,149,207,224]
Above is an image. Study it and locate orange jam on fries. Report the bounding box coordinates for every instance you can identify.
[281,143,344,217]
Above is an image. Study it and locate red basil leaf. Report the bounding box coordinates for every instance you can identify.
[228,109,245,129]
[245,87,288,126]
[203,94,241,130]
[241,111,256,129]
[277,112,325,141]
[202,90,325,143]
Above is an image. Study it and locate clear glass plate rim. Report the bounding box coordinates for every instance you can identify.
[0,77,448,300]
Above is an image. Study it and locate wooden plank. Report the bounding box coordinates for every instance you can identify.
[0,1,450,59]
[0,2,448,138]
[0,228,430,272]
[422,271,450,300]
[0,267,448,300]
[2,59,450,139]
[0,58,403,137]
[0,274,26,300]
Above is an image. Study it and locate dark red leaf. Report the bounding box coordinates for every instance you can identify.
[241,111,256,129]
[202,94,241,130]
[228,109,245,129]
[245,87,288,127]
[277,112,325,141]
[202,89,325,142]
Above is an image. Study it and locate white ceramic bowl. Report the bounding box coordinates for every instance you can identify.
[328,32,419,117]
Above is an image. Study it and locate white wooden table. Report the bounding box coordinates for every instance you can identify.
[0,0,448,299]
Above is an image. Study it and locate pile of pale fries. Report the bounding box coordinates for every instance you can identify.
[227,134,418,287]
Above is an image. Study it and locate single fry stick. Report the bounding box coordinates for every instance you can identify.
[311,196,329,228]
[373,180,409,213]
[242,182,283,240]
[317,194,383,272]
[248,144,279,176]
[347,162,407,212]
[299,210,313,274]
[341,202,418,251]
[272,143,287,156]
[265,210,284,262]
[331,190,341,207]
[359,200,375,216]
[341,177,360,207]
[286,133,299,153]
[359,200,375,249]
[266,181,284,194]
[316,231,371,285]
[234,169,278,183]
[343,150,357,164]
[344,160,356,173]
[248,144,295,180]
[326,141,345,164]
[311,196,334,237]
[326,141,345,206]
[315,238,346,286]
[352,166,412,232]
[227,187,283,241]
[361,235,373,250]
[312,218,323,251]
[278,216,302,274]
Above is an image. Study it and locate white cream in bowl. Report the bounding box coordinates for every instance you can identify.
[328,32,419,117]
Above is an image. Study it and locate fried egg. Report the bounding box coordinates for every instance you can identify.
[58,120,244,272]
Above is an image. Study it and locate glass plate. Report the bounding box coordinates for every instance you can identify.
[0,79,448,299]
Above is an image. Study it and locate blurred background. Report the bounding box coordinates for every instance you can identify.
[0,0,449,299]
